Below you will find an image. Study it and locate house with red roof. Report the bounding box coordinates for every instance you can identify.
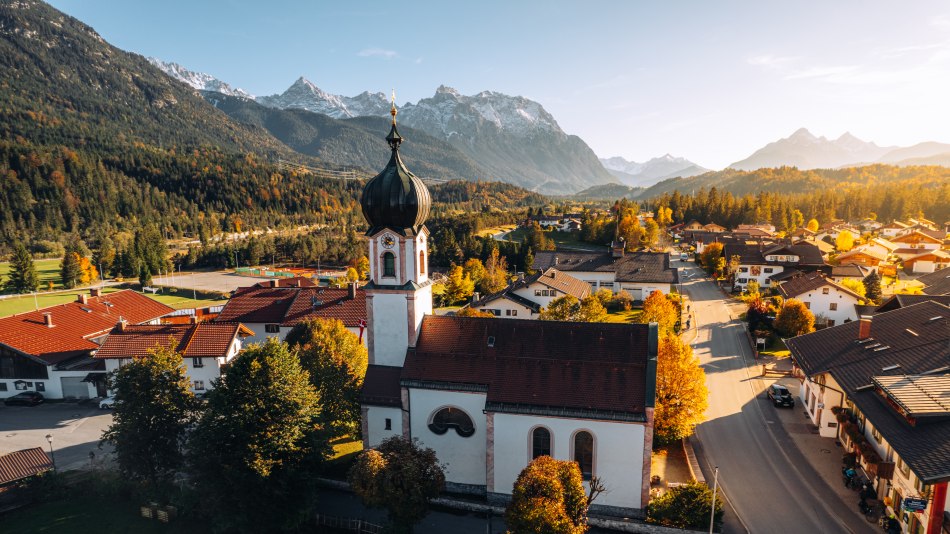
[0,289,173,400]
[95,321,254,394]
[215,281,367,346]
[468,268,591,319]
[0,447,53,491]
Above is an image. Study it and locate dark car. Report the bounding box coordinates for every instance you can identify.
[4,391,45,406]
[767,384,795,407]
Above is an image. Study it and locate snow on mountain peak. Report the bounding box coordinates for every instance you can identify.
[147,57,253,99]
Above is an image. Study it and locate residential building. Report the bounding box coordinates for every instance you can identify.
[879,221,910,238]
[876,294,950,313]
[890,230,944,252]
[775,273,862,326]
[359,109,656,516]
[722,241,825,291]
[532,249,679,300]
[703,222,727,233]
[902,250,950,274]
[835,245,889,270]
[0,290,173,400]
[215,282,367,345]
[917,267,950,296]
[468,268,590,319]
[786,303,950,534]
[828,264,871,284]
[95,321,254,394]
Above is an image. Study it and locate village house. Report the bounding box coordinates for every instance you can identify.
[875,294,950,313]
[532,248,680,301]
[0,289,173,400]
[733,224,775,238]
[0,447,53,492]
[702,222,727,233]
[214,281,367,345]
[359,108,656,516]
[916,267,950,296]
[468,268,590,319]
[853,218,883,232]
[775,272,863,326]
[879,221,911,238]
[682,219,705,232]
[94,321,254,394]
[828,264,872,284]
[902,250,950,274]
[786,303,950,534]
[722,241,825,291]
[835,245,890,270]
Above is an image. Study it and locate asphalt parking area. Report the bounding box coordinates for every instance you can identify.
[0,400,113,471]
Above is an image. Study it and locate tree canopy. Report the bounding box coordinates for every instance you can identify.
[640,290,679,334]
[647,482,723,530]
[774,298,816,338]
[863,271,883,304]
[505,455,593,534]
[835,230,855,252]
[654,333,708,445]
[5,241,40,293]
[540,295,608,322]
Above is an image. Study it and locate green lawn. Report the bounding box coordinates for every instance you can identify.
[0,258,62,291]
[604,309,643,323]
[503,228,604,252]
[759,337,790,359]
[2,494,208,534]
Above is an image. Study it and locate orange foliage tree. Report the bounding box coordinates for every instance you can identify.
[654,333,709,445]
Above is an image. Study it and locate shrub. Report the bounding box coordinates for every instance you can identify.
[647,482,723,530]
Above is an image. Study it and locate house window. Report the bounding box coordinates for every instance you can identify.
[428,407,475,437]
[265,324,280,333]
[35,382,45,392]
[419,251,425,276]
[822,288,830,295]
[193,358,204,368]
[0,383,7,391]
[383,252,396,277]
[573,431,594,480]
[737,278,748,284]
[492,309,501,316]
[871,426,882,443]
[194,380,205,391]
[511,310,517,317]
[803,301,811,309]
[829,303,837,311]
[532,427,551,459]
[739,267,749,273]
[897,457,910,478]
[763,268,774,274]
[385,418,392,430]
[505,309,512,316]
[535,289,542,296]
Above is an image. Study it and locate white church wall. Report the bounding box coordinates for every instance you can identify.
[410,285,433,344]
[365,405,403,447]
[409,388,487,487]
[491,413,647,510]
[369,293,411,366]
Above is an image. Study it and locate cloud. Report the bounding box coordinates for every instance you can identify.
[932,14,950,30]
[747,54,800,67]
[357,48,398,59]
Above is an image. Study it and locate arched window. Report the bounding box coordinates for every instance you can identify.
[428,407,475,437]
[573,431,594,480]
[383,252,395,277]
[532,427,551,459]
[419,250,426,276]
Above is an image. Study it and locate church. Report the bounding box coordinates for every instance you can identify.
[359,101,657,515]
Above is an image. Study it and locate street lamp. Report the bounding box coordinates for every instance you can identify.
[45,434,56,470]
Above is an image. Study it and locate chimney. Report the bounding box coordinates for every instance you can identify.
[189,315,198,324]
[472,292,481,303]
[77,294,89,305]
[348,282,358,300]
[554,256,559,266]
[91,288,101,298]
[271,279,279,288]
[858,315,872,340]
[117,317,128,332]
[295,279,302,288]
[43,312,54,328]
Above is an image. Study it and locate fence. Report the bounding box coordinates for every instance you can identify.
[234,267,297,278]
[313,514,383,534]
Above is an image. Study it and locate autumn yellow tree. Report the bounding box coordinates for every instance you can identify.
[641,290,679,333]
[806,219,820,232]
[774,298,815,337]
[540,295,607,322]
[505,456,595,534]
[839,278,866,299]
[699,242,723,274]
[480,248,509,294]
[356,256,370,280]
[455,307,495,318]
[462,258,486,289]
[835,230,855,252]
[654,333,708,445]
[78,256,99,285]
[442,265,475,305]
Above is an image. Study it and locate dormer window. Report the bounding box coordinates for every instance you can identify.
[383,252,395,278]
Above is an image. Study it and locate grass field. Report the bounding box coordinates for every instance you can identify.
[604,309,643,323]
[2,494,209,534]
[474,224,517,238]
[503,228,603,252]
[0,258,62,291]
[759,338,790,359]
[0,286,224,317]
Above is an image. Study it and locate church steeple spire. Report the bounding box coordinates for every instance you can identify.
[385,89,403,150]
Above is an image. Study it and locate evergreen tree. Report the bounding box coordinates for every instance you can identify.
[863,271,883,304]
[139,264,152,288]
[60,252,83,289]
[6,241,40,293]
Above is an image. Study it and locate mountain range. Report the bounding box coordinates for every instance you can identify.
[150,59,617,194]
[599,154,709,187]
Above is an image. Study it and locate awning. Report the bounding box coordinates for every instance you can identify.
[81,372,107,383]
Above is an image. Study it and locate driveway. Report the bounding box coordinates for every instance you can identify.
[0,401,113,471]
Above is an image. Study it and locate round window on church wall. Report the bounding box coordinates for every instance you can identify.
[428,407,475,437]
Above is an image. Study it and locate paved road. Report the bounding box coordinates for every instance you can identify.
[0,401,113,471]
[682,262,875,534]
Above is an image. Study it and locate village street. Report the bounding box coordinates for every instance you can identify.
[682,262,877,534]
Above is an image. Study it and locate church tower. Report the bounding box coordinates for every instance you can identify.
[360,98,433,367]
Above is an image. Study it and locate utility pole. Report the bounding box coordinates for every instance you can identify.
[709,466,719,534]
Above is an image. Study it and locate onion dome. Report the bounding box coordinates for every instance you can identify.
[360,98,431,235]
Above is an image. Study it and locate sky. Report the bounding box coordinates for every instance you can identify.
[47,0,950,170]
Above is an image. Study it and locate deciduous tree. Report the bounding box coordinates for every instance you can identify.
[480,248,510,294]
[443,264,475,304]
[6,242,40,293]
[699,242,723,274]
[654,333,708,445]
[641,290,679,334]
[285,318,368,440]
[774,298,815,337]
[806,219,820,232]
[540,295,608,322]
[577,295,608,322]
[455,307,495,318]
[647,482,723,530]
[839,278,866,299]
[100,345,198,486]
[189,340,328,531]
[349,436,445,533]
[835,230,855,252]
[505,456,600,534]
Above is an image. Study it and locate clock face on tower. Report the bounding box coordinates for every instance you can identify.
[381,233,396,249]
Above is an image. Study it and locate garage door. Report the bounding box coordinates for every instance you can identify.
[628,288,643,301]
[60,377,89,399]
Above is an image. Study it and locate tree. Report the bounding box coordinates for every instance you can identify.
[480,248,509,294]
[443,264,475,304]
[6,242,40,293]
[806,219,820,232]
[745,279,760,296]
[356,255,370,280]
[654,333,708,445]
[284,318,368,440]
[647,482,723,530]
[505,456,600,534]
[455,307,495,318]
[138,264,152,288]
[835,230,855,252]
[93,237,116,279]
[100,345,198,486]
[345,267,359,283]
[60,236,86,289]
[839,278,866,299]
[462,257,486,289]
[774,298,815,338]
[78,256,99,285]
[641,290,679,334]
[349,436,445,533]
[540,295,608,322]
[577,295,608,322]
[699,242,723,274]
[863,271,883,304]
[189,340,328,531]
[642,218,660,248]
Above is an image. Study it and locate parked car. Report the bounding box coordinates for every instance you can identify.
[767,384,795,407]
[99,396,116,409]
[4,391,45,406]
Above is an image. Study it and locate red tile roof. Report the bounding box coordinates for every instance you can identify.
[0,447,53,486]
[95,323,253,360]
[400,316,656,419]
[0,290,174,365]
[216,286,366,327]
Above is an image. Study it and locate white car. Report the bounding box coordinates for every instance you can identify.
[99,396,116,409]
